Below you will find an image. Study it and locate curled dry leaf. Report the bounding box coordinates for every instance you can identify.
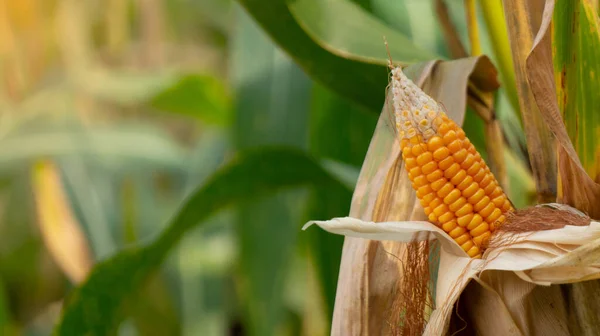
[32,160,93,284]
[304,204,600,335]
[502,0,558,204]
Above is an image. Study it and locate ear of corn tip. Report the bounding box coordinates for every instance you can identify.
[391,67,514,258]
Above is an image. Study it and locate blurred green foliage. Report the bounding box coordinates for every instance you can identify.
[0,0,535,335]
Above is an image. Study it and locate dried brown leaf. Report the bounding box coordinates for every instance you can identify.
[502,0,558,203]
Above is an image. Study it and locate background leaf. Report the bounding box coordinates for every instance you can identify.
[150,74,232,126]
[54,147,351,335]
[237,0,435,113]
[230,5,312,335]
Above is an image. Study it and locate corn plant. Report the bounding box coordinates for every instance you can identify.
[2,0,599,335]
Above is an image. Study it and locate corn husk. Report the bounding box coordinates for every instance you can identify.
[311,54,600,335]
[304,208,600,335]
[323,58,504,335]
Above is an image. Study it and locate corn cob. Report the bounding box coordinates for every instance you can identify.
[391,68,514,258]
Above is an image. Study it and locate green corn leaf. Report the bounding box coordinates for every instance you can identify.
[553,0,600,182]
[237,0,437,113]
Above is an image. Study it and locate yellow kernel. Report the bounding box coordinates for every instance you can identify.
[473,169,486,182]
[444,163,461,179]
[467,162,482,176]
[455,203,474,217]
[467,214,484,230]
[417,152,433,166]
[424,207,433,216]
[502,200,513,212]
[417,184,432,195]
[437,182,454,198]
[402,146,413,158]
[433,204,449,219]
[442,220,457,232]
[491,195,506,208]
[411,143,426,156]
[468,189,485,204]
[421,161,438,175]
[427,169,444,182]
[479,202,496,218]
[421,200,429,209]
[438,211,455,224]
[460,154,476,170]
[413,175,428,187]
[405,157,417,168]
[430,178,446,191]
[409,135,422,144]
[438,122,452,135]
[485,208,502,224]
[449,226,466,238]
[422,192,437,204]
[470,222,489,237]
[409,166,422,177]
[430,198,443,210]
[491,187,504,198]
[473,231,491,247]
[462,182,480,198]
[419,119,429,127]
[468,144,477,154]
[479,174,493,188]
[442,130,458,145]
[457,128,466,139]
[438,156,455,170]
[449,197,467,212]
[457,176,474,190]
[455,233,471,245]
[484,182,497,195]
[467,246,480,257]
[427,136,444,152]
[453,149,468,162]
[443,189,462,205]
[433,147,450,161]
[447,139,463,153]
[461,240,474,252]
[400,138,410,148]
[474,196,491,212]
[457,213,474,227]
[450,170,467,185]
[428,213,438,222]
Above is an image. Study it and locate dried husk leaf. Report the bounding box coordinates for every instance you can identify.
[304,206,600,335]
[329,57,500,335]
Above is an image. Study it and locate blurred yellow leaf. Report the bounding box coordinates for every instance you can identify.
[31,160,93,284]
